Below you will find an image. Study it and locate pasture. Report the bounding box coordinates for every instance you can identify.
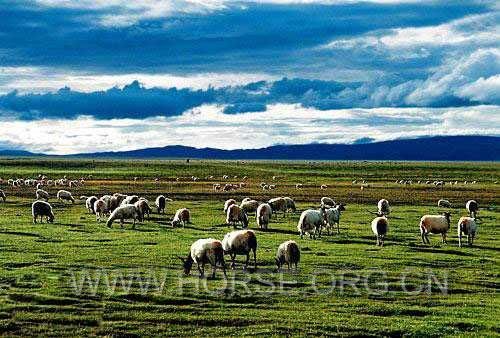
[0,159,498,336]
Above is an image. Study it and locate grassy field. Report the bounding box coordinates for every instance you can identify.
[0,158,498,336]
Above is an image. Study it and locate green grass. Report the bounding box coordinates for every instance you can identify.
[0,159,498,336]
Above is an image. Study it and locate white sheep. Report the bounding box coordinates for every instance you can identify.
[57,190,75,203]
[320,196,335,208]
[222,229,257,270]
[276,240,300,271]
[297,209,323,239]
[226,204,249,228]
[420,212,452,244]
[121,195,139,206]
[268,197,287,218]
[106,205,142,228]
[457,216,477,247]
[179,238,226,278]
[371,216,388,246]
[322,204,346,235]
[466,200,479,218]
[240,199,259,215]
[172,208,190,227]
[377,199,390,216]
[94,199,107,222]
[256,203,272,230]
[437,199,452,208]
[135,199,152,220]
[223,199,237,213]
[32,200,54,224]
[36,189,50,201]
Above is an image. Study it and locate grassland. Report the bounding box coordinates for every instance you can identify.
[0,158,498,337]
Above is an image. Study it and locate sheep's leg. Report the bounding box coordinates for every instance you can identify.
[376,236,380,246]
[441,233,447,244]
[230,254,236,269]
[287,262,290,270]
[421,232,426,244]
[244,253,250,270]
[380,236,384,247]
[220,257,227,278]
[458,232,462,247]
[120,219,124,228]
[337,222,340,234]
[197,263,204,278]
[253,249,257,270]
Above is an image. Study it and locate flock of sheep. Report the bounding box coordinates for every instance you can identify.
[0,174,483,279]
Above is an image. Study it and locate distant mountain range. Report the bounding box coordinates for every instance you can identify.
[1,136,499,161]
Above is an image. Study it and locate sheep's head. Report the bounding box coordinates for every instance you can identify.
[443,212,452,225]
[48,214,54,223]
[337,204,346,212]
[178,255,193,275]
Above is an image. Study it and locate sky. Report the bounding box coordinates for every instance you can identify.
[0,0,498,154]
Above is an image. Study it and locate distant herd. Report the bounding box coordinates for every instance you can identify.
[0,174,485,279]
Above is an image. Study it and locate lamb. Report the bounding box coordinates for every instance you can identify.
[240,199,259,215]
[172,208,190,227]
[438,199,452,208]
[320,196,335,208]
[179,238,226,278]
[0,189,5,202]
[275,240,300,271]
[222,229,257,270]
[135,199,152,220]
[457,216,477,247]
[36,189,49,201]
[106,205,142,228]
[466,200,479,218]
[297,209,323,239]
[419,212,451,244]
[155,195,172,214]
[371,216,388,246]
[268,197,287,218]
[377,199,390,216]
[32,200,54,224]
[256,203,272,229]
[226,204,249,228]
[322,204,346,235]
[57,190,75,203]
[94,199,107,222]
[223,199,237,213]
[283,197,296,215]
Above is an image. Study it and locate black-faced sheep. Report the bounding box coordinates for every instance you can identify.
[466,200,479,218]
[32,200,54,224]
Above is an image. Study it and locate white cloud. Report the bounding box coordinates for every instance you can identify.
[1,104,498,154]
[456,75,500,103]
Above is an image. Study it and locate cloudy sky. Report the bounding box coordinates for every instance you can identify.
[0,0,499,154]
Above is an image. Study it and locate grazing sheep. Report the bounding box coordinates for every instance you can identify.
[155,195,172,214]
[322,204,346,235]
[179,238,226,278]
[276,240,300,271]
[466,200,479,218]
[268,197,287,218]
[297,209,323,239]
[371,216,388,246]
[240,199,260,215]
[223,199,237,213]
[438,199,452,208]
[172,208,191,227]
[113,193,127,205]
[320,184,328,190]
[420,212,452,245]
[135,199,152,220]
[256,203,272,230]
[283,197,296,215]
[108,195,121,213]
[36,189,49,201]
[377,199,390,216]
[32,200,54,224]
[57,190,75,203]
[83,196,98,214]
[320,197,335,208]
[226,204,249,228]
[0,190,5,202]
[457,216,478,247]
[106,205,142,228]
[222,230,257,270]
[94,199,107,222]
[121,195,139,206]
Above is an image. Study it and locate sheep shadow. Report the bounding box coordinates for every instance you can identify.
[407,246,469,256]
[258,228,297,235]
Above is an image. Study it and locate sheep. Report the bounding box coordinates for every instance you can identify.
[32,200,54,224]
[438,199,452,208]
[240,199,259,215]
[108,195,121,212]
[256,203,272,230]
[222,229,257,270]
[419,212,452,245]
[155,195,172,214]
[113,193,127,205]
[213,183,221,191]
[275,240,300,271]
[172,208,190,227]
[295,183,303,190]
[322,204,346,235]
[57,190,75,203]
[466,200,479,218]
[36,189,50,201]
[121,195,139,206]
[283,197,296,215]
[320,184,328,190]
[457,216,478,247]
[0,189,6,202]
[371,216,388,246]
[377,199,390,216]
[83,196,98,214]
[297,209,323,239]
[268,197,287,218]
[320,196,335,208]
[226,204,249,228]
[135,199,152,220]
[94,199,107,222]
[223,199,237,213]
[179,238,226,278]
[106,205,142,228]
